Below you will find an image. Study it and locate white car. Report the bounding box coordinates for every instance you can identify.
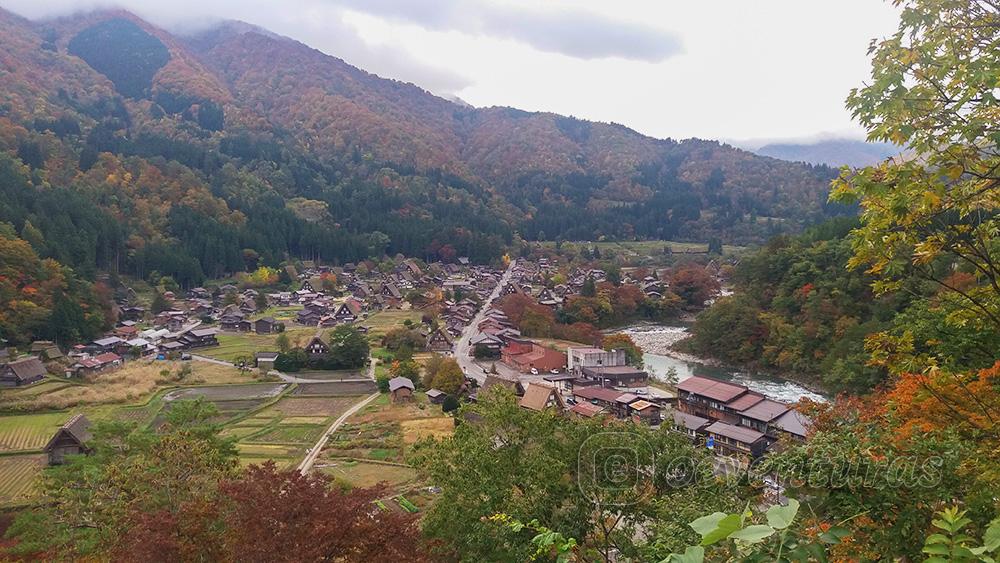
[530,368,539,375]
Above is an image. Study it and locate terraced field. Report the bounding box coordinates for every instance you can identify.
[0,454,46,506]
[0,412,70,452]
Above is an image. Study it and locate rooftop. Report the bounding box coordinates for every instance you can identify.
[677,375,748,402]
[705,421,765,444]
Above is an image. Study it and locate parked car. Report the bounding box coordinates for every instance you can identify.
[530,368,539,375]
[180,353,192,361]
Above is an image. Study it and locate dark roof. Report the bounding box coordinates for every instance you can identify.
[726,392,766,411]
[255,351,280,360]
[672,411,710,431]
[425,389,445,398]
[581,365,648,380]
[188,328,218,338]
[388,377,414,392]
[705,421,765,444]
[6,356,47,381]
[738,399,789,422]
[677,376,748,402]
[44,414,92,451]
[573,386,623,403]
[773,409,810,437]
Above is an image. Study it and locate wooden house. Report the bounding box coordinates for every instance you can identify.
[44,414,92,465]
[389,377,415,403]
[0,356,47,387]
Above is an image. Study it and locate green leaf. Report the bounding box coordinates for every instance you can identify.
[699,514,743,546]
[689,513,727,536]
[663,546,705,563]
[983,517,1000,552]
[922,544,950,555]
[766,498,800,530]
[728,524,776,544]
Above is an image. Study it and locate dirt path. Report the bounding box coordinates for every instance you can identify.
[297,392,380,474]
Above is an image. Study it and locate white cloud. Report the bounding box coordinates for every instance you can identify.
[2,0,901,140]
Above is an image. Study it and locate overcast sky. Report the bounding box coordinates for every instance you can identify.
[4,0,901,143]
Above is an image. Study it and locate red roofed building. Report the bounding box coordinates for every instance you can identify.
[501,341,567,374]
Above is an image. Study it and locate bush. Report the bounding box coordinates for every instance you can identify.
[442,395,460,413]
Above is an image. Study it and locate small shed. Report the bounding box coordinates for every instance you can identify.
[44,414,92,465]
[389,376,415,403]
[425,388,446,404]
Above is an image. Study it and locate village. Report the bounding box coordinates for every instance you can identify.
[0,252,806,511]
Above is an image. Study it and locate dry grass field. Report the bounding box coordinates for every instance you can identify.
[319,459,421,490]
[0,361,249,412]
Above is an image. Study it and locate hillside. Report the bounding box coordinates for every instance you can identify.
[755,139,899,167]
[0,8,847,288]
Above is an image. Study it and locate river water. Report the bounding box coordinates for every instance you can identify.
[619,324,826,403]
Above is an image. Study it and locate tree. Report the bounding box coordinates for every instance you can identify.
[831,0,1000,337]
[326,325,369,369]
[669,265,720,307]
[602,333,643,369]
[275,332,291,353]
[428,358,464,395]
[150,291,170,314]
[254,292,268,311]
[6,399,237,559]
[275,348,307,372]
[410,389,743,561]
[581,276,596,297]
[390,359,421,383]
[441,395,460,413]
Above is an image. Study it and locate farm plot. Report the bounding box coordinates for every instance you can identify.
[0,361,249,413]
[360,311,422,338]
[0,454,46,506]
[257,396,360,418]
[0,412,70,452]
[319,459,421,490]
[201,327,324,362]
[292,381,377,396]
[163,383,287,403]
[244,425,325,444]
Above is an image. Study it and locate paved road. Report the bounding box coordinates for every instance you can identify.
[454,261,516,386]
[297,392,380,474]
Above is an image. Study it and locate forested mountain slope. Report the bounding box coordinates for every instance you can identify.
[0,8,847,290]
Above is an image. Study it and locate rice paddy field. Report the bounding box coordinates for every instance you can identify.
[0,412,73,452]
[0,455,46,506]
[200,327,319,362]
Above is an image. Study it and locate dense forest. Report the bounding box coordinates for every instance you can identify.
[0,9,845,292]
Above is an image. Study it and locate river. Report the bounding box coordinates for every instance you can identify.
[619,324,826,403]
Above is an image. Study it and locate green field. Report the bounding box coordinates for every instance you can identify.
[200,326,332,362]
[0,454,45,506]
[0,412,71,452]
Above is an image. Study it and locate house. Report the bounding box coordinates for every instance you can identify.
[676,376,752,422]
[567,347,626,375]
[469,333,504,357]
[179,328,220,349]
[704,421,769,459]
[255,351,279,372]
[477,375,525,398]
[0,356,47,387]
[43,414,92,465]
[389,377,415,403]
[29,341,63,361]
[519,384,566,412]
[671,411,711,441]
[426,328,454,353]
[772,409,810,442]
[501,341,566,374]
[220,313,248,331]
[579,366,648,388]
[90,336,125,354]
[333,300,362,323]
[426,388,446,404]
[305,336,330,358]
[254,317,283,334]
[569,402,606,419]
[628,400,662,425]
[572,386,623,409]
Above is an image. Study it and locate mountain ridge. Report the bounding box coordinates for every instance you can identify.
[0,7,848,286]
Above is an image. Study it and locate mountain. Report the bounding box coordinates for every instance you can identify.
[0,8,848,288]
[754,139,899,167]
